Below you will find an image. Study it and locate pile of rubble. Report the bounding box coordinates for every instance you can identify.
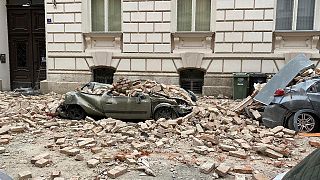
[0,90,316,179]
[290,67,320,85]
[81,78,194,105]
[232,65,320,120]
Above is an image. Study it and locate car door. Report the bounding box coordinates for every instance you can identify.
[307,81,320,112]
[101,94,151,119]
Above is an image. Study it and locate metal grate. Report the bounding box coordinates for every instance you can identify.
[93,68,115,84]
[179,69,204,94]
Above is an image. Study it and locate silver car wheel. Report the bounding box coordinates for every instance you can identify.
[296,113,316,132]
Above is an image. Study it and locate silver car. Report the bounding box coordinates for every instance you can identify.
[263,78,320,132]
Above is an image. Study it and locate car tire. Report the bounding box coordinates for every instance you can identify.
[288,112,319,133]
[67,105,86,120]
[287,115,295,130]
[154,107,178,120]
[57,104,68,118]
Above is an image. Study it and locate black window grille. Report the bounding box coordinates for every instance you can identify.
[93,68,115,84]
[179,69,204,94]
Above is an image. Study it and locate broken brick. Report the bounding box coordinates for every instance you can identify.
[270,126,284,134]
[78,138,95,148]
[35,158,51,168]
[199,161,215,174]
[0,147,5,154]
[31,153,50,164]
[51,170,61,179]
[107,166,128,179]
[253,173,269,180]
[309,140,320,148]
[55,138,66,145]
[233,165,253,174]
[219,144,237,152]
[87,159,100,168]
[0,139,9,145]
[229,149,247,159]
[131,142,150,150]
[10,126,25,133]
[91,147,102,154]
[75,154,84,161]
[0,126,10,135]
[18,171,32,180]
[216,163,231,177]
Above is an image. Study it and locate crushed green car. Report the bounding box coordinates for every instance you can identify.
[57,82,195,120]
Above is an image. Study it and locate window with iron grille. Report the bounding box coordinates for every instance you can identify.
[179,69,204,94]
[93,67,115,84]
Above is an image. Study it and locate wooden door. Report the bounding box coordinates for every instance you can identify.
[7,1,46,90]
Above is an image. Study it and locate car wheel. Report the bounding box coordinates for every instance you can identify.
[154,107,178,120]
[294,112,319,133]
[67,105,86,120]
[288,112,319,132]
[57,104,68,118]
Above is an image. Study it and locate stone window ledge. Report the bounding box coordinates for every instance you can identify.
[173,32,214,37]
[274,31,320,36]
[84,32,122,52]
[274,31,320,54]
[172,32,214,53]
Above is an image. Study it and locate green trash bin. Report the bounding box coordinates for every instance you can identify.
[233,73,249,100]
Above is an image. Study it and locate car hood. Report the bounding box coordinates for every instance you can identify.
[254,54,314,105]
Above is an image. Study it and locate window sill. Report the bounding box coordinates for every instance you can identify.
[274,31,320,36]
[273,31,320,54]
[173,32,214,37]
[84,33,122,52]
[84,32,122,38]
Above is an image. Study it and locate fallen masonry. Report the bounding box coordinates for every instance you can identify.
[107,166,128,179]
[18,171,32,180]
[0,91,317,179]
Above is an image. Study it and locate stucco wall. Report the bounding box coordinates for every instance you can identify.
[0,1,10,91]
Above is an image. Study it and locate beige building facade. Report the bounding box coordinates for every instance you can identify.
[41,0,320,96]
[0,0,10,91]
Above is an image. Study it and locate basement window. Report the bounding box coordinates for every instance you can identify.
[179,68,204,94]
[93,67,115,84]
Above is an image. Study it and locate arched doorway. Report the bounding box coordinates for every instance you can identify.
[179,68,205,94]
[92,67,115,84]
